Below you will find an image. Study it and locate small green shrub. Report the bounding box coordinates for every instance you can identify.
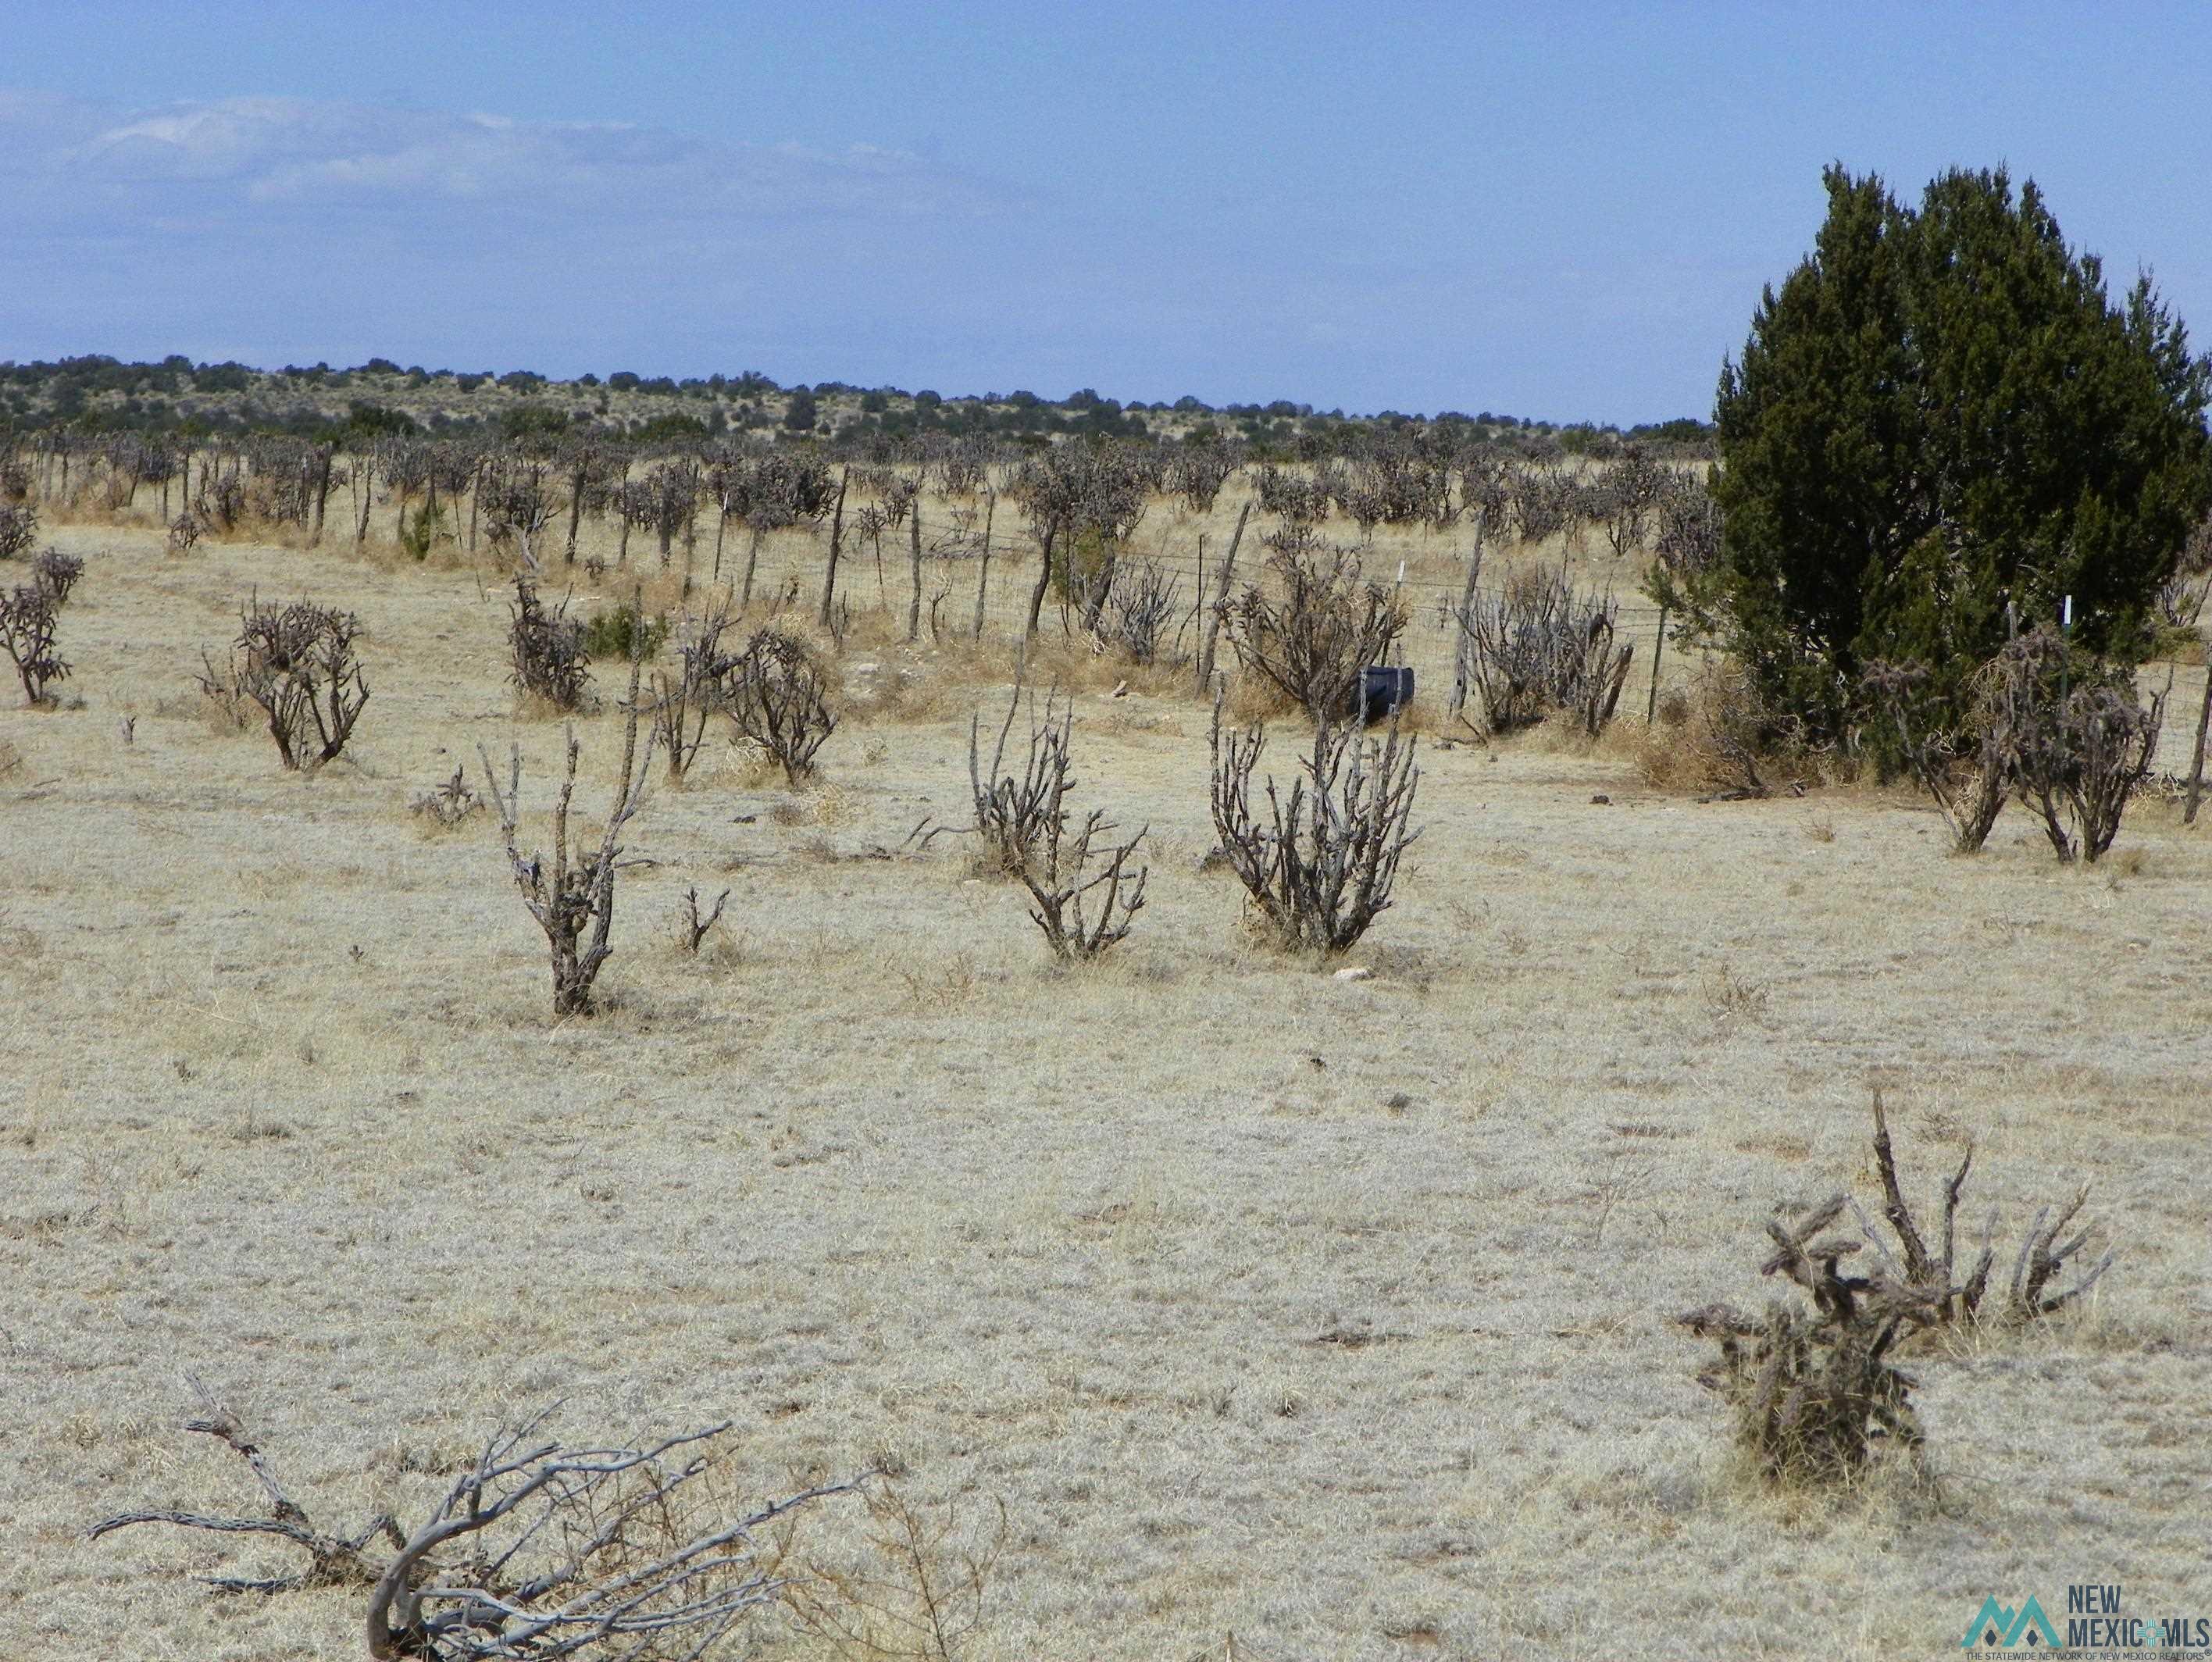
[398,499,448,562]
[583,603,669,662]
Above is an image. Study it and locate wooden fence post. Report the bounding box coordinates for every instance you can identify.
[1196,500,1251,691]
[817,466,849,629]
[1646,603,1669,723]
[972,490,996,640]
[906,498,923,642]
[2185,657,2211,825]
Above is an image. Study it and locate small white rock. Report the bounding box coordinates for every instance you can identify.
[1333,966,1373,982]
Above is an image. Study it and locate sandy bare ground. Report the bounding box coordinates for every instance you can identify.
[2,519,2209,1660]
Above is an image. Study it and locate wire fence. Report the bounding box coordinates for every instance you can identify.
[653,521,2207,772]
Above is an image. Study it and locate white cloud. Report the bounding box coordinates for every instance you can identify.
[7,92,1011,224]
[0,87,1060,387]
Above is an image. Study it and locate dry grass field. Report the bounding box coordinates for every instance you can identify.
[3,512,2210,1661]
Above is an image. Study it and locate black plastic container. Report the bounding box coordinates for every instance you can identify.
[1358,665,1415,724]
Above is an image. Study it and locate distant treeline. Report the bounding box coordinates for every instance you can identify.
[0,353,1714,460]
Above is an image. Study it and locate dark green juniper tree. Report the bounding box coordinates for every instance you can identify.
[1672,165,2211,744]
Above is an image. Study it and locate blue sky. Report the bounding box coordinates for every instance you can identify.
[3,2,2207,423]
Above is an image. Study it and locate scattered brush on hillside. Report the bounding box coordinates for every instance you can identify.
[90,1377,858,1661]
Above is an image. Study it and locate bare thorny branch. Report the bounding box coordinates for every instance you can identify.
[788,1483,1006,1662]
[91,1383,862,1660]
[88,1375,401,1595]
[1852,1090,2114,1324]
[1224,536,1407,724]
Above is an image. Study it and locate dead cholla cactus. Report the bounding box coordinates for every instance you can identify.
[1680,1093,2120,1483]
[678,883,731,954]
[969,679,1070,877]
[1101,558,1183,665]
[1164,441,1242,515]
[0,502,37,562]
[1208,700,1421,954]
[168,509,207,553]
[1004,692,1145,961]
[480,718,655,1016]
[479,462,558,569]
[1862,660,2008,854]
[32,547,84,608]
[965,679,1148,958]
[508,575,593,712]
[1455,563,1635,737]
[410,766,483,828]
[1675,1197,1931,1483]
[0,582,68,707]
[1970,629,2164,863]
[651,605,744,781]
[1225,537,1408,724]
[201,595,371,770]
[2060,682,2164,864]
[729,627,836,785]
[1650,467,1723,578]
[1021,790,1148,962]
[1253,464,1333,531]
